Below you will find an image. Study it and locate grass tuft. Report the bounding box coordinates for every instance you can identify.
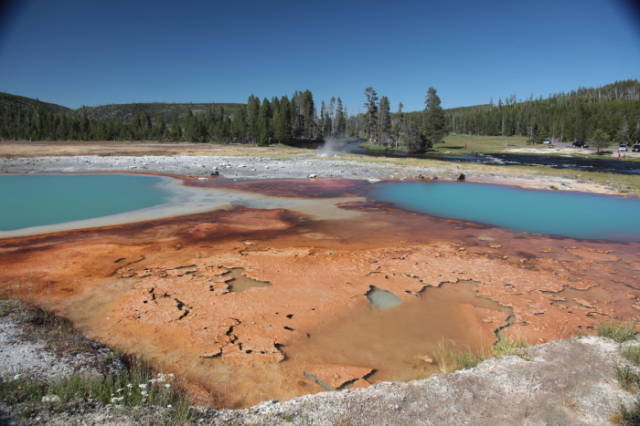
[493,338,529,359]
[614,397,640,425]
[615,364,640,393]
[0,357,193,423]
[598,321,638,343]
[622,346,640,366]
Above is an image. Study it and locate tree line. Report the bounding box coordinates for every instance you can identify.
[446,80,640,145]
[0,90,347,145]
[348,86,447,153]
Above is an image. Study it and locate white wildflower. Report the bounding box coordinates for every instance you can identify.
[138,384,147,389]
[167,404,172,408]
[164,383,171,388]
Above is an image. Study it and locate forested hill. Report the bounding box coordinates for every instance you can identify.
[446,80,640,143]
[0,90,347,145]
[0,92,71,115]
[78,102,245,121]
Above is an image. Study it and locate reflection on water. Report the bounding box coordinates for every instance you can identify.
[366,286,402,309]
[225,268,272,292]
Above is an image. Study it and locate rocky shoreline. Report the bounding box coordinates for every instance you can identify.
[0,153,622,195]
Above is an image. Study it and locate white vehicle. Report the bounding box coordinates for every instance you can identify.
[619,144,628,152]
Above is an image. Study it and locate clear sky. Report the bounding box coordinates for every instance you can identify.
[0,0,638,113]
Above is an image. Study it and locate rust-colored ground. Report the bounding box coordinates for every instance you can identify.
[0,178,638,408]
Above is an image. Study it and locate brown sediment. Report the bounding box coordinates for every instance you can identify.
[0,180,639,409]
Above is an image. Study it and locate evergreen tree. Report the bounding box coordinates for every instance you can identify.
[246,95,261,144]
[364,87,379,143]
[378,95,391,146]
[257,98,272,146]
[273,96,292,142]
[423,87,447,149]
[590,128,610,153]
[334,98,346,137]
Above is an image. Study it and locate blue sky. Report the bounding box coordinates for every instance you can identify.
[0,0,638,113]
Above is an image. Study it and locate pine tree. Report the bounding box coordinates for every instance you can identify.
[378,96,391,147]
[590,128,610,153]
[334,98,346,137]
[246,95,261,144]
[273,96,292,143]
[423,87,447,150]
[364,87,379,143]
[257,98,272,146]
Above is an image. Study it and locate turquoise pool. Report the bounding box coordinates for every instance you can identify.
[371,181,640,242]
[0,174,171,231]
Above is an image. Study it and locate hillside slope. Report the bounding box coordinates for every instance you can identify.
[0,92,71,115]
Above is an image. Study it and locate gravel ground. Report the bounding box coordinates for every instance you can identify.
[0,153,615,195]
[0,302,122,381]
[0,154,450,179]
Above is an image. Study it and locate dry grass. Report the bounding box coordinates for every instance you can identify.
[598,321,638,343]
[431,337,530,374]
[0,141,311,158]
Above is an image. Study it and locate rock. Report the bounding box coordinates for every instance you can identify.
[415,354,434,364]
[457,173,466,182]
[41,394,61,404]
[573,298,594,309]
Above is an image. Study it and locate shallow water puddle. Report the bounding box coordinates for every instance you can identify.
[365,285,402,309]
[284,281,511,384]
[225,268,271,292]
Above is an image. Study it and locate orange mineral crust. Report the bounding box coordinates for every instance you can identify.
[1,186,639,408]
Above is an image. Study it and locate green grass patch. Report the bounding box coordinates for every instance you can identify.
[598,321,638,343]
[432,340,484,373]
[622,346,640,365]
[492,338,529,359]
[434,134,530,155]
[615,364,640,393]
[0,357,193,424]
[431,337,531,374]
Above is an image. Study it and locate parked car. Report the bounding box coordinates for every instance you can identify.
[619,144,628,152]
[633,144,640,152]
[572,141,586,148]
[542,139,551,145]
